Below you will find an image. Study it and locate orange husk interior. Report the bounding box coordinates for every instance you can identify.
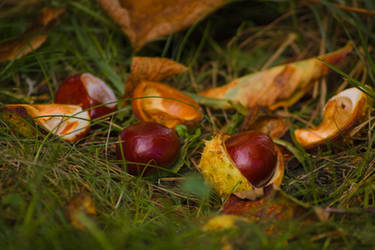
[132,81,203,128]
[295,88,368,148]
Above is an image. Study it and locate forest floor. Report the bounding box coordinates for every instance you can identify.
[1,0,375,249]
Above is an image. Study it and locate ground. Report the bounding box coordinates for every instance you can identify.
[1,0,375,249]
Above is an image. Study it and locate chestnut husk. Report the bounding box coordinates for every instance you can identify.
[196,133,284,200]
[1,104,90,143]
[132,81,203,128]
[295,87,370,148]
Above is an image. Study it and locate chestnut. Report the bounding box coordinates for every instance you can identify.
[225,131,277,188]
[116,122,180,175]
[197,131,283,200]
[55,73,117,119]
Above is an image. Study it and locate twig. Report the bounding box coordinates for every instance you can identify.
[261,33,297,70]
[307,0,375,16]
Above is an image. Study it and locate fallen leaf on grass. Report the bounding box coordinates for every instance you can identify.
[65,193,96,230]
[97,0,227,50]
[222,190,329,228]
[0,7,65,62]
[200,43,353,110]
[203,190,329,249]
[1,104,90,143]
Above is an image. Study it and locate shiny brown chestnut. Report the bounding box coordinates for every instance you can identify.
[55,73,117,119]
[225,131,277,188]
[197,131,283,200]
[116,122,180,175]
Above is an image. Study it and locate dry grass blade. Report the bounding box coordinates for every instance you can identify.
[307,0,375,16]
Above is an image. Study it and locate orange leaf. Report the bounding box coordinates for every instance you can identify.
[0,7,65,62]
[96,0,227,50]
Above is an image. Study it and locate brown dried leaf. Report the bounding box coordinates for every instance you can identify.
[222,190,326,226]
[200,43,353,110]
[0,7,65,62]
[97,0,227,50]
[124,57,188,98]
[65,193,96,230]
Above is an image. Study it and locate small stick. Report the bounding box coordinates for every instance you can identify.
[307,0,375,16]
[261,33,297,70]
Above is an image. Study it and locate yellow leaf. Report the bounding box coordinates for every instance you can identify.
[200,43,353,110]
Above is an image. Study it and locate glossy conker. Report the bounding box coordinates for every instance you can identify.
[55,73,117,119]
[197,131,283,200]
[116,122,180,175]
[225,131,277,188]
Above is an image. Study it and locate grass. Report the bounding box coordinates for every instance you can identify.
[1,0,375,249]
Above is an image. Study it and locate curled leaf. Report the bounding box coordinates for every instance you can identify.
[65,193,96,230]
[1,104,90,143]
[124,57,187,98]
[295,87,369,148]
[200,43,353,110]
[96,0,227,50]
[0,7,65,62]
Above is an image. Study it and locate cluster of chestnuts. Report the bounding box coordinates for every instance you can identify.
[2,70,283,201]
